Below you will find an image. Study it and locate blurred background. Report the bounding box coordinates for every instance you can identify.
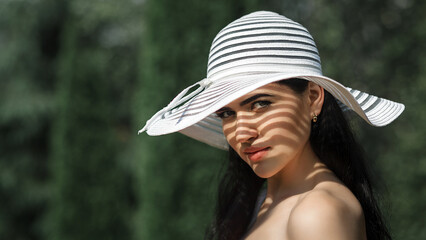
[0,0,424,239]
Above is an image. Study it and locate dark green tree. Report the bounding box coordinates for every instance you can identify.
[0,1,66,239]
[47,1,141,240]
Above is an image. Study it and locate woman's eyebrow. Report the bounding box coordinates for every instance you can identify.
[239,94,273,106]
[215,106,231,113]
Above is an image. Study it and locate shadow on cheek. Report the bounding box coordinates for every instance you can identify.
[222,106,309,146]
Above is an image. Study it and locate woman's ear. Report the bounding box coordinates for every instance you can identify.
[307,82,324,116]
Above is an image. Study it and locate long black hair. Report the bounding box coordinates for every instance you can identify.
[205,78,391,240]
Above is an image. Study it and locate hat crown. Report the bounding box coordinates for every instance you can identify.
[206,11,322,82]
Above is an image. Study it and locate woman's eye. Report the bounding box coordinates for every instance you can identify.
[252,101,271,111]
[216,111,234,119]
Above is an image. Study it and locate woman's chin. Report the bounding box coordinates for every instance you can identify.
[251,166,277,179]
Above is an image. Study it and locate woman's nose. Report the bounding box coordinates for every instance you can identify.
[235,115,258,143]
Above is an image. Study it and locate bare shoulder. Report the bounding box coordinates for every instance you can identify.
[287,185,366,240]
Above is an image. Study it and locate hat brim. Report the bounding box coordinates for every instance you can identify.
[143,73,405,150]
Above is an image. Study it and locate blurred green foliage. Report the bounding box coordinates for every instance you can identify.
[0,1,62,238]
[0,0,424,239]
[45,1,137,239]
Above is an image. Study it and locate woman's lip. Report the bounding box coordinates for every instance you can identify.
[243,146,269,154]
[244,147,270,162]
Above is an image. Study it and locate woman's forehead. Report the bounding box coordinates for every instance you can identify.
[225,82,291,107]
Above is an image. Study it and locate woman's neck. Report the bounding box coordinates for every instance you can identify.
[266,141,331,202]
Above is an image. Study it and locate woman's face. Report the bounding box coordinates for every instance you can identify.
[216,82,319,178]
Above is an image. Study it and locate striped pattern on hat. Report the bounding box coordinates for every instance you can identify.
[139,11,404,150]
[207,11,322,82]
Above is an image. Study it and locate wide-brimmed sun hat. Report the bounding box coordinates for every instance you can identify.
[138,11,404,150]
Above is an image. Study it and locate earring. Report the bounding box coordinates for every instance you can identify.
[312,113,318,123]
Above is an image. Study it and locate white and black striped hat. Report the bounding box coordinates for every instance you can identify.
[139,11,404,150]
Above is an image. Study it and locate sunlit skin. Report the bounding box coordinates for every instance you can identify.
[215,82,367,240]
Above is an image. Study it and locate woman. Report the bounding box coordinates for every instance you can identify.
[139,11,404,240]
